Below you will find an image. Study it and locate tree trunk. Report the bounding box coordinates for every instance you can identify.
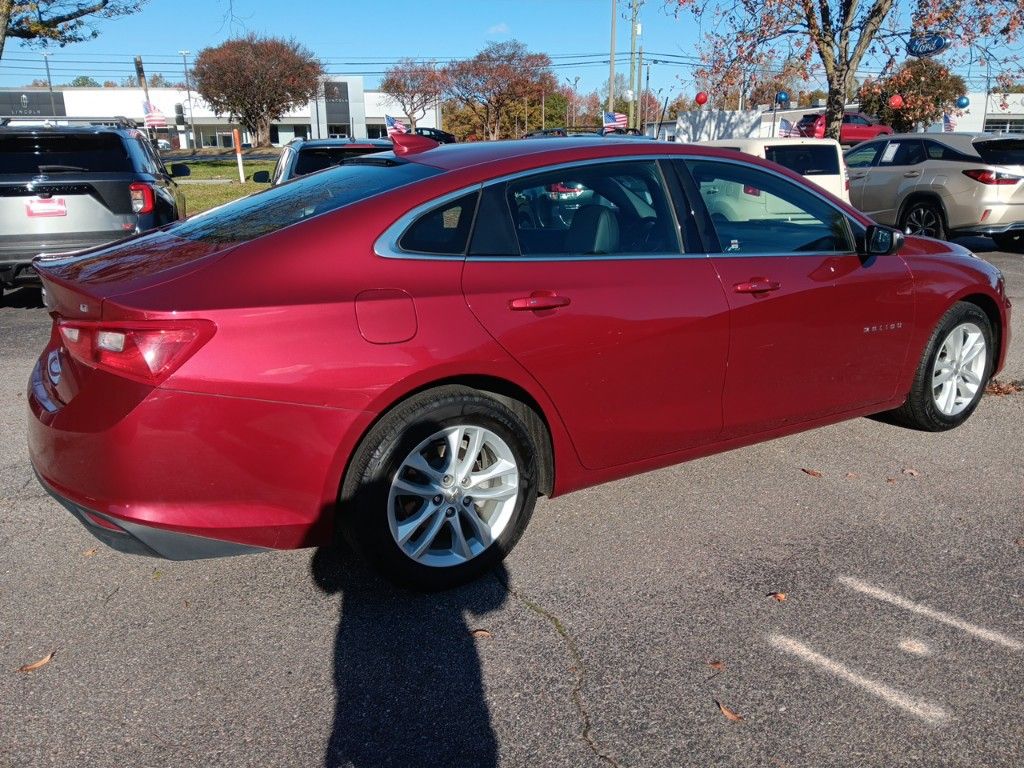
[823,74,847,141]
[256,117,272,147]
[408,115,417,131]
[0,0,13,63]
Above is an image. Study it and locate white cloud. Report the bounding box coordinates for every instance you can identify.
[487,22,510,35]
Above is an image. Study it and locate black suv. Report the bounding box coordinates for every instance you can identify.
[0,121,188,292]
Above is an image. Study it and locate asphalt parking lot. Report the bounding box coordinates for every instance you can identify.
[2,243,1022,768]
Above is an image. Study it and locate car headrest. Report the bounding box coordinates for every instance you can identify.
[566,205,619,255]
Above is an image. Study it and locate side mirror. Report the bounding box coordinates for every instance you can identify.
[252,170,271,184]
[169,163,191,178]
[865,224,904,256]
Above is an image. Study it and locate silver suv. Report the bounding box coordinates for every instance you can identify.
[845,133,1024,251]
[0,122,189,295]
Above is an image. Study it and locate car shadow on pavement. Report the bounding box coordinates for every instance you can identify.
[0,287,43,309]
[311,543,505,768]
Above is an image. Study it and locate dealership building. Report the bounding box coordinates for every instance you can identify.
[0,76,440,148]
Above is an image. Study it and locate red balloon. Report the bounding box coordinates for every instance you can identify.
[888,94,904,109]
[695,91,709,106]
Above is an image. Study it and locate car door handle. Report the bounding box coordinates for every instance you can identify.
[734,279,781,294]
[903,170,921,178]
[509,292,571,311]
[849,172,867,180]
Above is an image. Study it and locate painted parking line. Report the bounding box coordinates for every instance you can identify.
[768,635,951,724]
[838,576,1024,651]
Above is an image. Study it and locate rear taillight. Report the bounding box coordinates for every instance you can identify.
[129,182,155,214]
[743,185,761,197]
[962,169,1022,185]
[58,320,214,385]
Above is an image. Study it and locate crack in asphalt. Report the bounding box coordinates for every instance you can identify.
[495,574,623,768]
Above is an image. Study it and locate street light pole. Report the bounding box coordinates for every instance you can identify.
[179,50,196,149]
[565,76,581,127]
[42,53,56,115]
[608,0,616,113]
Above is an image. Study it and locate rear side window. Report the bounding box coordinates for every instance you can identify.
[170,159,440,244]
[294,147,386,176]
[0,133,132,174]
[924,140,972,162]
[879,140,925,166]
[764,145,840,176]
[399,192,479,255]
[975,139,1024,166]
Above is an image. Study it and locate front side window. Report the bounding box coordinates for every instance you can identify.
[687,159,854,254]
[504,161,679,257]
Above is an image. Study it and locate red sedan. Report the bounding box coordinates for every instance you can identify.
[28,134,1010,588]
[798,111,894,145]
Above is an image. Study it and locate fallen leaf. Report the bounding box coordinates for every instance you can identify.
[152,570,162,581]
[902,468,920,478]
[845,472,860,479]
[82,548,98,558]
[707,659,726,672]
[470,628,492,639]
[886,478,896,484]
[766,592,787,602]
[1013,538,1024,548]
[985,379,1024,396]
[18,651,55,673]
[715,699,745,722]
[801,468,823,478]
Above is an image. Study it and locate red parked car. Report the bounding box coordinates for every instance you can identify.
[28,134,1010,588]
[798,111,893,145]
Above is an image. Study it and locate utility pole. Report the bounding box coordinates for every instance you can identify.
[627,0,638,129]
[608,0,616,113]
[636,44,644,130]
[179,50,196,149]
[42,53,56,115]
[643,62,651,133]
[565,76,580,127]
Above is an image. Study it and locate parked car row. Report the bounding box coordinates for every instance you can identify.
[27,131,1009,588]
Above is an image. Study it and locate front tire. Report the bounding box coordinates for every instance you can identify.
[900,200,946,240]
[886,302,993,431]
[340,386,539,590]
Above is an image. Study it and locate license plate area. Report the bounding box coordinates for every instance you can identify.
[25,197,67,217]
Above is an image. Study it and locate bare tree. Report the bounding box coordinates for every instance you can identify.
[380,59,445,131]
[1,0,147,62]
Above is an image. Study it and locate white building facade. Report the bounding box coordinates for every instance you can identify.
[0,76,441,148]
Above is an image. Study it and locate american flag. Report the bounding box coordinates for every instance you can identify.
[778,117,800,137]
[943,112,957,132]
[385,115,409,137]
[603,111,627,133]
[142,101,167,128]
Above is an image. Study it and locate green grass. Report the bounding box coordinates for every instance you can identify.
[176,160,276,215]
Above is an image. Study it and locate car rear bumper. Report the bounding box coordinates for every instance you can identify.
[1,232,136,285]
[27,353,369,558]
[951,221,1024,237]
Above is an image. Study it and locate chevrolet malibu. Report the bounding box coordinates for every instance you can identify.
[28,134,1011,588]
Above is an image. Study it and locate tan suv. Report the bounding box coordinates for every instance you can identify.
[845,133,1024,251]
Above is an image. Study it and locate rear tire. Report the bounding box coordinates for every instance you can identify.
[340,386,538,590]
[884,302,993,431]
[992,232,1024,253]
[900,200,946,240]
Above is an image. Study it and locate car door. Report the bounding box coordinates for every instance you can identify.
[856,139,926,225]
[841,114,873,144]
[843,141,885,210]
[676,157,913,438]
[461,159,731,471]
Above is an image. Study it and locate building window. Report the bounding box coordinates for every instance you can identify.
[983,118,1024,135]
[366,123,387,139]
[293,125,309,140]
[328,124,350,138]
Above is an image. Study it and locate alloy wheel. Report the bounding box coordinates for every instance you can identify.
[387,425,520,567]
[931,322,987,416]
[904,206,941,237]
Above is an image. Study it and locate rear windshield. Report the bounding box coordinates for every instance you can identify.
[764,145,840,176]
[797,115,820,126]
[169,159,440,244]
[294,146,387,176]
[0,133,132,174]
[974,139,1024,166]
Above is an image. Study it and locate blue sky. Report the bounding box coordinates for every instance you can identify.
[0,0,713,96]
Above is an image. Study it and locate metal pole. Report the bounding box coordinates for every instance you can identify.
[42,53,56,115]
[658,96,669,140]
[608,0,616,113]
[541,90,545,130]
[643,63,651,133]
[983,60,991,133]
[179,50,196,149]
[628,0,637,129]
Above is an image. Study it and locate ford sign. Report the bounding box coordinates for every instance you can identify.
[907,33,948,58]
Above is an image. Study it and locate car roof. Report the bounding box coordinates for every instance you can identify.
[0,123,134,136]
[288,137,393,150]
[702,137,842,151]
